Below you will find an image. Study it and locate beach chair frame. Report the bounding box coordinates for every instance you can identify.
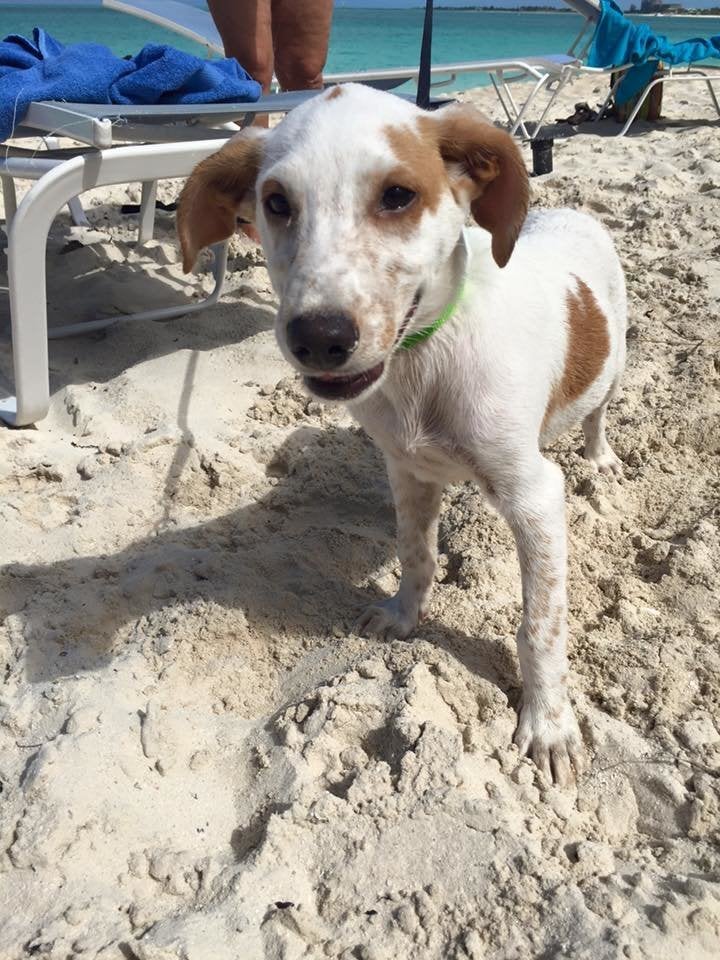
[0,0,583,426]
[562,0,720,136]
[0,53,581,427]
[0,139,230,427]
[100,0,576,135]
[595,64,720,137]
[0,89,329,426]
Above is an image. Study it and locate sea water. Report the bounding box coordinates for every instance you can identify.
[0,4,718,92]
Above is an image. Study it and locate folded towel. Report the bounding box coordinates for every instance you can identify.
[588,0,720,105]
[0,28,261,141]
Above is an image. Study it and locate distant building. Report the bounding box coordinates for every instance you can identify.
[640,0,684,11]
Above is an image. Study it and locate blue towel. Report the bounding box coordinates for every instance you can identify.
[0,28,261,141]
[588,0,720,104]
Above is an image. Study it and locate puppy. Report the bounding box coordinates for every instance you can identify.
[178,84,627,785]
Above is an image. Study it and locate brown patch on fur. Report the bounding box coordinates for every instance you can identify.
[544,276,611,429]
[373,122,446,237]
[425,104,529,268]
[177,133,264,272]
[377,108,528,262]
[384,123,445,213]
[325,85,344,101]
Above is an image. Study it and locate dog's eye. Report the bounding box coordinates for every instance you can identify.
[381,186,416,212]
[265,192,291,218]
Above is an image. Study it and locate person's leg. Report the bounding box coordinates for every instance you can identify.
[271,0,334,91]
[207,0,274,92]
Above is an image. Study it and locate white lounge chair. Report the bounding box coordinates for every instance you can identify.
[2,96,458,427]
[0,0,581,426]
[100,0,578,137]
[0,87,357,426]
[562,0,720,136]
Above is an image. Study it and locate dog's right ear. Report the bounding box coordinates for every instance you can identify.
[430,103,529,269]
[177,128,267,273]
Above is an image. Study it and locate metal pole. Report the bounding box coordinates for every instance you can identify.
[416,0,434,109]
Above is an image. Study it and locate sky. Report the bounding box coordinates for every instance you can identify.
[338,1,720,9]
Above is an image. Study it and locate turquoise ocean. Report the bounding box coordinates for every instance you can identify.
[1,4,719,92]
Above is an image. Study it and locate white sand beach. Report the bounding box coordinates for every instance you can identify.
[1,74,719,959]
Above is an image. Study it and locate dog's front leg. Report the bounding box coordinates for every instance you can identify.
[498,457,585,786]
[355,458,443,641]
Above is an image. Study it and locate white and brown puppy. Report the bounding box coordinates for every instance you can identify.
[178,84,627,786]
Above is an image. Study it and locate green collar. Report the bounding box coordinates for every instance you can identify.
[398,279,467,351]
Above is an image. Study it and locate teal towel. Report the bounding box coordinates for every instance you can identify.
[588,0,720,105]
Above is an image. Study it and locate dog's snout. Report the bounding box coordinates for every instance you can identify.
[286,311,359,370]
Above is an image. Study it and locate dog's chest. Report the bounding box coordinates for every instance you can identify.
[404,444,471,484]
[353,391,473,485]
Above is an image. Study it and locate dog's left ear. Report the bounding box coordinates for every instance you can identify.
[177,127,267,272]
[430,104,529,268]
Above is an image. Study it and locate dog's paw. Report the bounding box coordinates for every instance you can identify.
[513,698,586,787]
[354,596,419,641]
[584,446,623,476]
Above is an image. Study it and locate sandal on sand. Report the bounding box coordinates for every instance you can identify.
[120,199,178,214]
[556,102,598,126]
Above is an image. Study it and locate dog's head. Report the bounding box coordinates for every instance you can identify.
[178,84,529,402]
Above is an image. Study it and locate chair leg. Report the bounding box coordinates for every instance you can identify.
[500,76,535,140]
[595,71,626,125]
[665,70,720,121]
[0,198,52,427]
[47,241,229,339]
[491,72,532,140]
[525,74,573,141]
[0,139,229,427]
[2,175,18,231]
[508,74,548,139]
[42,137,89,226]
[704,76,720,118]
[67,196,90,227]
[138,180,158,243]
[489,73,515,128]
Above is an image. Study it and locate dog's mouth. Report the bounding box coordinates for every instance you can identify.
[305,362,385,401]
[304,291,422,402]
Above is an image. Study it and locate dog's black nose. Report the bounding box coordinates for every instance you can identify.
[286,311,359,370]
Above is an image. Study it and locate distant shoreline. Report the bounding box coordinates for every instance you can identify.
[433,8,720,16]
[434,9,720,16]
[428,6,720,14]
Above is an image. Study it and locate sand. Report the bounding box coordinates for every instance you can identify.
[0,73,719,960]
